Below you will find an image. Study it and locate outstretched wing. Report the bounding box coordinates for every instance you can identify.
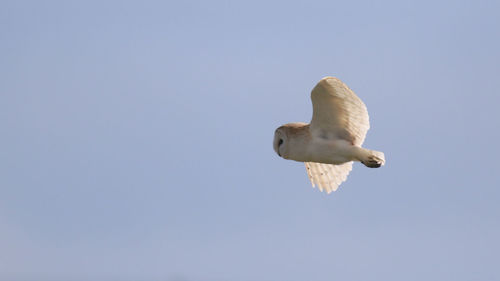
[310,77,370,146]
[305,162,353,193]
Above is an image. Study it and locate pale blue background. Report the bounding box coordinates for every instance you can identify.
[1,1,499,281]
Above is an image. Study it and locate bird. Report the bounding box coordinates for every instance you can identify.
[273,77,385,193]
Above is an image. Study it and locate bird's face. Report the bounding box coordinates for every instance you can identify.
[273,127,287,159]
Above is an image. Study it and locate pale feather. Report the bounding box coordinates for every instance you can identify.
[309,77,370,146]
[305,161,353,193]
[305,77,369,192]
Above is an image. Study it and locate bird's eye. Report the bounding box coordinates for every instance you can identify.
[278,139,283,146]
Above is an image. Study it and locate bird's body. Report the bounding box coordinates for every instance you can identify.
[273,77,385,193]
[277,123,356,164]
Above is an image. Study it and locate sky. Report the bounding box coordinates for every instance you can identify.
[1,0,500,280]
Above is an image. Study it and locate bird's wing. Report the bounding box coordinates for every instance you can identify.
[305,162,353,193]
[310,77,370,146]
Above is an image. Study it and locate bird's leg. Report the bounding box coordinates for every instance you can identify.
[353,147,385,168]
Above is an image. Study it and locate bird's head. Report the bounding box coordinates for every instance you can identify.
[273,126,287,158]
[273,126,287,157]
[273,123,308,159]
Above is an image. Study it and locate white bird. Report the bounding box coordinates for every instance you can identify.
[273,77,385,193]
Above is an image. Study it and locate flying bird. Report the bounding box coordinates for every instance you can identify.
[273,77,385,193]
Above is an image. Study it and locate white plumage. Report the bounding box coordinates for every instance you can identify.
[273,77,385,193]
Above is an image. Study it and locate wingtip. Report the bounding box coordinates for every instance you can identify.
[316,76,346,89]
[319,76,341,83]
[320,76,338,81]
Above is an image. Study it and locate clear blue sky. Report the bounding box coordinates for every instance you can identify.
[1,1,499,280]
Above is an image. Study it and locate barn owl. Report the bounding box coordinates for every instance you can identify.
[273,77,385,193]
